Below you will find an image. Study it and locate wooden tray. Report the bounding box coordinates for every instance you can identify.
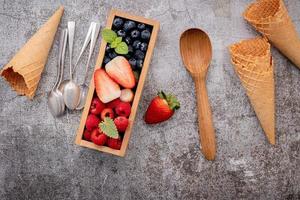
[75,9,160,157]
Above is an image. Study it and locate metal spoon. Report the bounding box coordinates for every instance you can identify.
[48,29,68,117]
[76,22,101,110]
[63,21,81,110]
[179,28,216,160]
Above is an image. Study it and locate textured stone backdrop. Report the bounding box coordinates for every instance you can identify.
[0,0,299,199]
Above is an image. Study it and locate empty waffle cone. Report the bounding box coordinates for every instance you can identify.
[229,37,275,145]
[0,6,64,99]
[244,0,300,69]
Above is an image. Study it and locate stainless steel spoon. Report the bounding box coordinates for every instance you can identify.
[63,21,81,110]
[76,22,101,110]
[48,29,68,117]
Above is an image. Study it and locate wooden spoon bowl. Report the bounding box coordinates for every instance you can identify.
[180,28,216,160]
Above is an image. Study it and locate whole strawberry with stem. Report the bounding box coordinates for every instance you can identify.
[144,91,180,124]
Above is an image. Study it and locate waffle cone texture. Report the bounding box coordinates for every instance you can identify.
[229,37,275,145]
[0,6,64,99]
[244,0,300,68]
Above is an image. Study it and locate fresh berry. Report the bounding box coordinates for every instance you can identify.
[94,69,121,103]
[144,91,180,124]
[130,30,140,39]
[141,30,151,40]
[114,116,129,132]
[91,129,108,146]
[123,20,136,32]
[117,29,126,38]
[115,102,131,117]
[83,129,92,141]
[90,97,105,115]
[128,45,134,55]
[136,60,143,69]
[137,23,146,30]
[103,56,111,65]
[140,42,148,51]
[132,40,141,49]
[105,56,136,89]
[133,71,140,83]
[106,98,122,109]
[134,50,145,60]
[108,51,117,59]
[105,45,113,53]
[128,58,137,70]
[124,37,132,45]
[85,114,100,131]
[107,138,122,150]
[113,18,124,29]
[101,108,115,120]
[120,89,134,102]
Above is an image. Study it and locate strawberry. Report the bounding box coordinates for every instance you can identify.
[107,138,122,150]
[83,129,92,141]
[101,108,115,120]
[115,102,131,117]
[144,91,180,124]
[105,56,135,89]
[94,68,121,103]
[106,98,122,109]
[90,97,105,115]
[86,114,100,131]
[114,116,129,132]
[91,129,107,146]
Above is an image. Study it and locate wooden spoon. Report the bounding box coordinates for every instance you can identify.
[179,28,216,160]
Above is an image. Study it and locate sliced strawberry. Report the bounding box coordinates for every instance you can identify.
[144,91,180,124]
[105,56,135,89]
[94,69,121,103]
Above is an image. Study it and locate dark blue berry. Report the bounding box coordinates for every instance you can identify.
[129,58,137,70]
[123,20,136,32]
[132,40,141,49]
[124,37,132,45]
[117,30,126,38]
[105,45,113,53]
[134,50,145,60]
[136,59,143,69]
[128,45,134,55]
[103,56,111,65]
[140,42,148,51]
[141,30,151,40]
[113,18,124,29]
[130,30,140,39]
[108,51,117,59]
[137,23,146,30]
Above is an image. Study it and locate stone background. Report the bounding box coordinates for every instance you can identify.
[0,0,299,199]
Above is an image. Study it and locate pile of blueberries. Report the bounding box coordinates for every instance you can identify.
[103,17,153,72]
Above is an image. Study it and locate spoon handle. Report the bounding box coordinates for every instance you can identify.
[68,21,75,79]
[193,76,216,160]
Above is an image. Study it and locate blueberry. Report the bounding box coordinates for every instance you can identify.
[123,20,136,32]
[124,37,132,45]
[141,30,151,40]
[129,58,137,70]
[134,50,145,60]
[140,42,148,51]
[113,18,124,29]
[136,59,143,69]
[128,45,134,55]
[132,40,141,49]
[124,54,131,59]
[108,51,117,59]
[130,30,140,39]
[137,23,146,30]
[103,56,111,65]
[105,45,113,53]
[117,30,126,38]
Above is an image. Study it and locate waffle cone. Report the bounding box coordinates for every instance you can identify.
[0,6,64,99]
[229,37,275,144]
[244,0,300,68]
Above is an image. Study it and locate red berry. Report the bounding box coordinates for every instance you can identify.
[107,138,122,150]
[115,102,131,117]
[114,116,129,132]
[90,97,105,115]
[83,129,92,141]
[85,114,100,131]
[91,129,107,146]
[106,98,122,109]
[101,108,115,120]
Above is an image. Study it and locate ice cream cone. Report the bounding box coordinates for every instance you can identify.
[0,6,64,99]
[229,37,275,145]
[244,0,300,69]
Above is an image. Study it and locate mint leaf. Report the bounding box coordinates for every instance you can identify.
[115,42,128,54]
[115,37,122,44]
[101,29,117,43]
[110,40,119,48]
[99,117,119,139]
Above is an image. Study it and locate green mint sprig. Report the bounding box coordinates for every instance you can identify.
[99,117,119,139]
[101,29,128,55]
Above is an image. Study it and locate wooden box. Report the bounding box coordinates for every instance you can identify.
[75,9,160,157]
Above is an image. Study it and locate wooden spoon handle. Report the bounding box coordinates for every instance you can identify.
[194,76,216,160]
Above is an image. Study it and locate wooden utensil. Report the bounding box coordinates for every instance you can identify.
[180,28,216,160]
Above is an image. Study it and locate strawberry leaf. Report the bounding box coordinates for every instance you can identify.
[99,117,119,139]
[101,29,117,43]
[158,91,180,110]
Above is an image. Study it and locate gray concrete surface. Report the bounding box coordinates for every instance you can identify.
[0,0,299,199]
